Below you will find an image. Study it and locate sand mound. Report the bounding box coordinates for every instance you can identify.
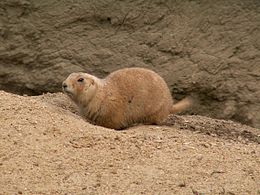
[0,91,259,194]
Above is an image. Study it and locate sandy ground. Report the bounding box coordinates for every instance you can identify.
[0,91,259,195]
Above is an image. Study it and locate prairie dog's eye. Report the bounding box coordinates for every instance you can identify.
[77,78,84,82]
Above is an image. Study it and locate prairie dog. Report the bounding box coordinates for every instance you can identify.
[62,67,192,129]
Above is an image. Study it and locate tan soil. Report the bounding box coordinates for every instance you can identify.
[0,91,259,195]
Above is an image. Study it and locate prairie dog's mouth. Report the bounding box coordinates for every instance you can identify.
[63,88,74,97]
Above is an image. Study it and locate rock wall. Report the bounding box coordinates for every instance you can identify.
[0,0,259,128]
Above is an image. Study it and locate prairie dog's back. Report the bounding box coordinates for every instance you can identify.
[104,68,173,118]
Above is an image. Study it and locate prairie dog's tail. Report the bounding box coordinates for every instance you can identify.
[171,97,193,114]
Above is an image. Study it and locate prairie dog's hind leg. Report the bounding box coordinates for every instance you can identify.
[147,109,169,126]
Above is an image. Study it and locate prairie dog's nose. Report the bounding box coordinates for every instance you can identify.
[62,82,68,89]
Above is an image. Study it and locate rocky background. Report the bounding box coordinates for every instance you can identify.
[0,0,259,128]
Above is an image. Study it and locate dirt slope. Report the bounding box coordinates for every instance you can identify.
[0,0,260,128]
[0,91,259,195]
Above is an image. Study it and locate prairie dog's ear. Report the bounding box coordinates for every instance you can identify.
[90,78,94,85]
[86,78,95,86]
[85,78,94,85]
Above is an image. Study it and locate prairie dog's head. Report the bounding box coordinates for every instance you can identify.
[62,72,98,103]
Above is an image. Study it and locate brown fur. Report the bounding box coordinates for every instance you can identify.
[62,67,192,130]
